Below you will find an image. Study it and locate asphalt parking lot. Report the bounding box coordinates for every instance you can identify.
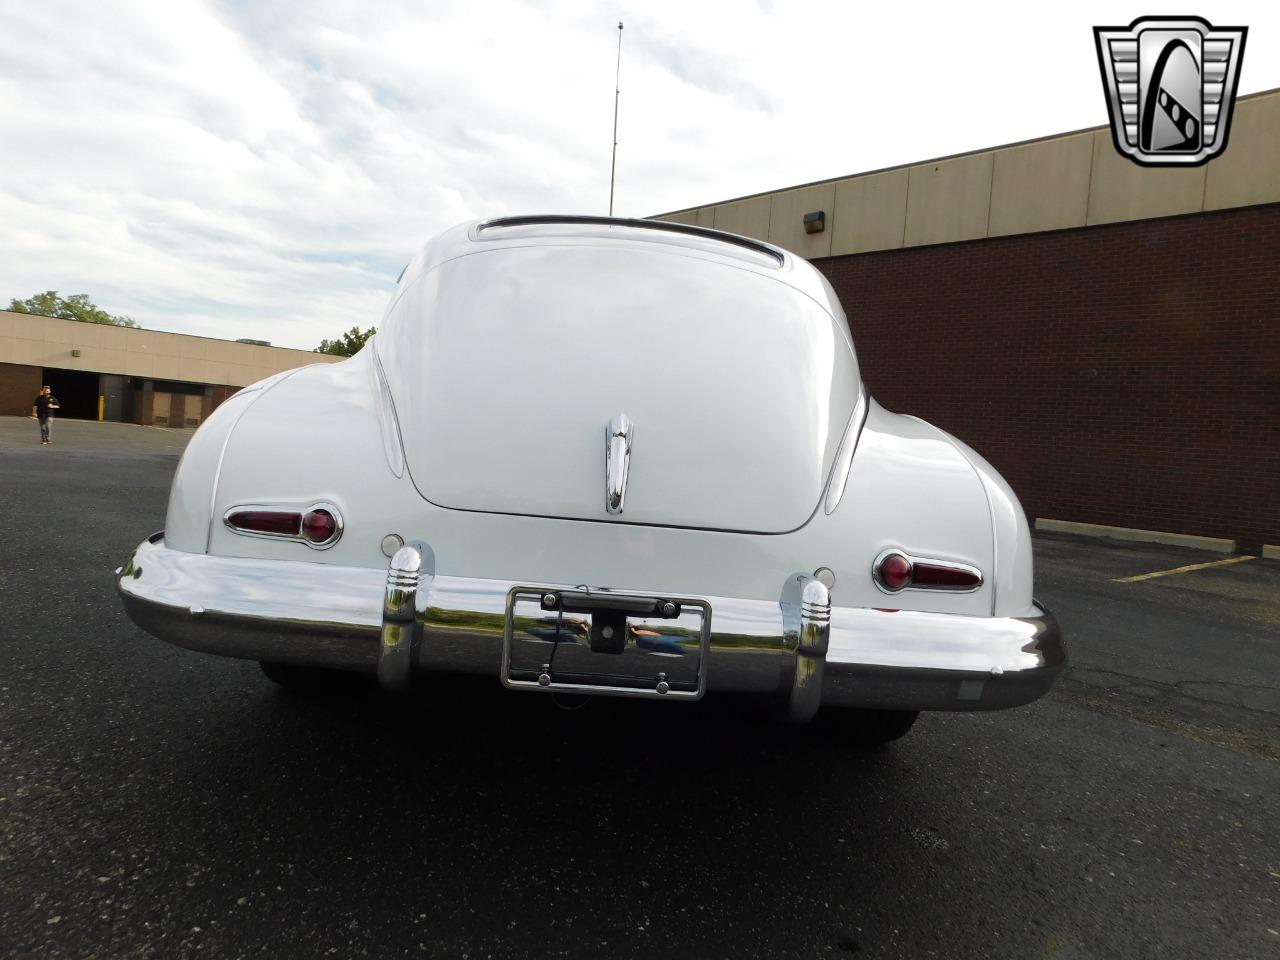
[1,418,1277,960]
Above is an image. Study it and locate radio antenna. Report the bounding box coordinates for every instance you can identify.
[608,20,624,216]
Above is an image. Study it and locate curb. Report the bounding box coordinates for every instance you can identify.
[1034,518,1236,554]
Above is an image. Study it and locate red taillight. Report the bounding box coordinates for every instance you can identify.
[301,509,338,544]
[225,504,341,547]
[226,510,302,536]
[876,552,912,591]
[874,550,983,592]
[912,561,981,589]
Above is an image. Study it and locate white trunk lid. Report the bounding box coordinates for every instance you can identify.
[379,243,859,534]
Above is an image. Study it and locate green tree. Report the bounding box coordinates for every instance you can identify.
[316,325,376,356]
[7,291,139,327]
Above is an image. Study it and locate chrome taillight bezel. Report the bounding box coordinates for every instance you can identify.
[872,548,983,594]
[223,501,344,550]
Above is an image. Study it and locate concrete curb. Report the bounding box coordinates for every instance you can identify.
[1034,518,1236,554]
[1264,544,1280,561]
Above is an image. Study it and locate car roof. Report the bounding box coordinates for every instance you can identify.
[397,215,840,318]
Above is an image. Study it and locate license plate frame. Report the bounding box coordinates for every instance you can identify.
[501,585,712,700]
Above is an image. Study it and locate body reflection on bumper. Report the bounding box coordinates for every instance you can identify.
[117,534,1065,714]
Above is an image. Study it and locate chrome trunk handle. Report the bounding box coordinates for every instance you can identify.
[605,412,633,515]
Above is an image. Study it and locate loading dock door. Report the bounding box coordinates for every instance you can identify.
[40,368,101,421]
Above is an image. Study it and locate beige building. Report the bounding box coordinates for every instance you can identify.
[653,87,1280,257]
[0,311,341,426]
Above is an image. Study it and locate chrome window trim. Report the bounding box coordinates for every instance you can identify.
[871,548,984,595]
[222,500,345,550]
[471,215,786,267]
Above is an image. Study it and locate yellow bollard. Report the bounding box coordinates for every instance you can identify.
[98,395,105,421]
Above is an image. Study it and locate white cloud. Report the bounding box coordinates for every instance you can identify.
[0,0,1276,348]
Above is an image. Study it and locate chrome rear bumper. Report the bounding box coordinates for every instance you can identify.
[117,534,1065,717]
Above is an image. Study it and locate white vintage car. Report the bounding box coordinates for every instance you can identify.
[118,216,1064,744]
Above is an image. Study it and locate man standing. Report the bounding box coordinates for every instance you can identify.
[31,386,60,445]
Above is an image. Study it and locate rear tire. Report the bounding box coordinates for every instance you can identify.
[822,708,919,747]
[258,661,354,694]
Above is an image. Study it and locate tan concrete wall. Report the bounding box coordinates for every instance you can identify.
[653,87,1280,257]
[904,153,993,247]
[0,311,340,387]
[712,196,771,239]
[767,183,834,260]
[1085,131,1207,225]
[830,170,909,256]
[662,210,698,225]
[1204,93,1280,211]
[988,133,1093,236]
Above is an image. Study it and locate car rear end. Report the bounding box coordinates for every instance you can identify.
[118,217,1063,729]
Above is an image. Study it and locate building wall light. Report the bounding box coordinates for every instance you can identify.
[71,348,82,357]
[803,210,826,234]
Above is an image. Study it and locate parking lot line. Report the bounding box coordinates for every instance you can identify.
[1113,555,1256,583]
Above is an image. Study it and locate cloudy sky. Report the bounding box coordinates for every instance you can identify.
[1,1,1276,350]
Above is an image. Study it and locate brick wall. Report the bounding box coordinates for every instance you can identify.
[0,362,42,417]
[813,203,1280,550]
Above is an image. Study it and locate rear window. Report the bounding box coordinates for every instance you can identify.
[473,215,784,270]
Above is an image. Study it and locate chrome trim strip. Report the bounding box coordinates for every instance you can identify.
[117,537,1063,714]
[605,412,633,515]
[823,388,869,515]
[370,341,407,479]
[222,500,345,550]
[871,548,984,595]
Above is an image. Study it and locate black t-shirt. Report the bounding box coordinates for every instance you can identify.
[34,395,58,419]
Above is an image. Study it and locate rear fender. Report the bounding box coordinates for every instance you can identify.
[808,400,997,616]
[203,348,420,568]
[164,369,302,553]
[931,429,1035,617]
